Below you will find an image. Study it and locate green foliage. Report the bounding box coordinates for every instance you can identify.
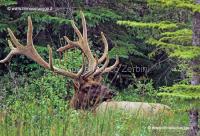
[19,8,121,29]
[161,29,192,37]
[147,0,200,12]
[147,38,200,59]
[0,1,196,134]
[0,47,82,108]
[115,1,200,108]
[117,21,178,30]
[160,29,192,45]
[159,84,200,100]
[5,46,49,73]
[0,101,189,136]
[3,69,71,110]
[19,12,71,35]
[21,12,71,25]
[54,49,82,73]
[0,0,16,6]
[116,20,194,61]
[134,79,157,97]
[29,71,69,101]
[116,79,157,102]
[0,73,189,136]
[109,40,143,58]
[75,8,122,27]
[0,73,27,105]
[1,68,189,136]
[118,18,198,60]
[0,23,8,32]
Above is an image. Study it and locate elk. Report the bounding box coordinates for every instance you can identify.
[0,11,119,110]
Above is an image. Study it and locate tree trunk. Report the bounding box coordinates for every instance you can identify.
[188,0,200,136]
[187,109,199,136]
[192,0,200,85]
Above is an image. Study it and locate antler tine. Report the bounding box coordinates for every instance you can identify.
[58,13,118,78]
[7,28,22,48]
[50,45,86,78]
[71,20,83,39]
[57,44,77,53]
[7,39,14,49]
[27,16,33,46]
[0,17,49,69]
[102,55,119,74]
[59,11,97,76]
[80,11,87,39]
[0,30,23,63]
[0,26,26,63]
[48,45,54,71]
[57,36,81,55]
[93,55,110,77]
[98,32,108,64]
[82,55,98,78]
[77,53,86,77]
[0,40,16,63]
[63,36,81,49]
[0,52,13,63]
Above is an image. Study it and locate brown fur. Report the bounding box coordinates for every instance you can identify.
[70,77,116,110]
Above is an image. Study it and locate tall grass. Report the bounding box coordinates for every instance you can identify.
[0,72,193,136]
[0,100,189,136]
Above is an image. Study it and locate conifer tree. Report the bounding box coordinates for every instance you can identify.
[117,0,200,135]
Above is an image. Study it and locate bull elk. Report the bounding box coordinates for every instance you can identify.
[0,11,119,110]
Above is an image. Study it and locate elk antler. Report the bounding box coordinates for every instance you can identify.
[0,17,84,79]
[57,11,119,79]
[1,11,119,80]
[0,12,120,110]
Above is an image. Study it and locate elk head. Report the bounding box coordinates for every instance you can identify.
[0,11,119,110]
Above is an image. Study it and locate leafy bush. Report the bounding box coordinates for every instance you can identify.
[1,47,82,109]
[115,79,157,102]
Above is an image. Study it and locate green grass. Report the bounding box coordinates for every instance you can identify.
[0,74,197,136]
[0,99,191,136]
